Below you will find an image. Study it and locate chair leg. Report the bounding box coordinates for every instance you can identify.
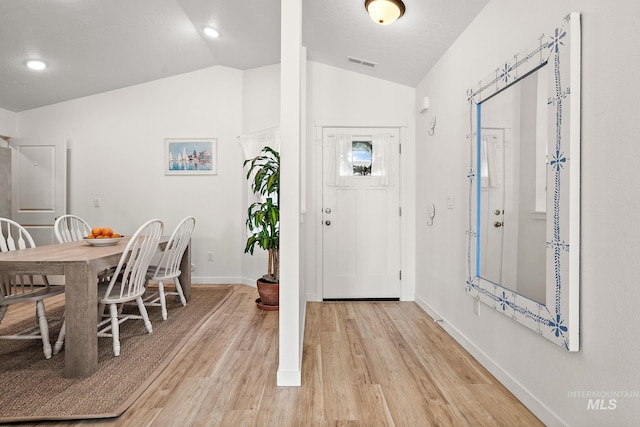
[136,297,153,333]
[158,280,168,321]
[53,317,66,355]
[0,305,7,323]
[98,302,106,319]
[109,304,121,357]
[35,301,52,359]
[174,277,187,306]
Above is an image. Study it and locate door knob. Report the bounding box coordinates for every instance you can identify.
[325,208,332,214]
[494,221,503,228]
[325,220,331,226]
[494,209,501,216]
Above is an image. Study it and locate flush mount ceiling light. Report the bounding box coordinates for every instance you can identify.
[203,26,220,38]
[365,0,406,25]
[25,59,47,71]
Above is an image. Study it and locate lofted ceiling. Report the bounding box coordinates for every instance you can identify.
[0,0,488,112]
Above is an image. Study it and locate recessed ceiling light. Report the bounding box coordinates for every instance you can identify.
[25,59,47,70]
[203,26,220,38]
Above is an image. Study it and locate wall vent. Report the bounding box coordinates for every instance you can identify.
[347,56,377,68]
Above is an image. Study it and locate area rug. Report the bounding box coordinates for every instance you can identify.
[0,286,232,423]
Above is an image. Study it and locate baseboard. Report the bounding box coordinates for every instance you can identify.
[276,316,305,387]
[278,299,305,388]
[191,276,256,287]
[414,295,566,427]
[277,368,301,387]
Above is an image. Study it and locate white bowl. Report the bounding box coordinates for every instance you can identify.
[83,236,124,246]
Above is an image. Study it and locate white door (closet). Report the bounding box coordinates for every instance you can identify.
[322,128,400,299]
[10,138,67,246]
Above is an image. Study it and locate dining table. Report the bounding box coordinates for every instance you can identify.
[0,236,191,378]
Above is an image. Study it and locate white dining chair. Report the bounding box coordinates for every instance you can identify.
[0,218,65,359]
[55,219,164,357]
[96,218,163,356]
[54,214,92,243]
[53,214,115,285]
[143,216,195,320]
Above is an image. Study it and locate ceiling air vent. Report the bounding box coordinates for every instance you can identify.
[347,56,377,68]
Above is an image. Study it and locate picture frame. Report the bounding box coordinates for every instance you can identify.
[165,138,217,175]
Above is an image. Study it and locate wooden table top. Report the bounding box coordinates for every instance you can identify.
[0,238,131,263]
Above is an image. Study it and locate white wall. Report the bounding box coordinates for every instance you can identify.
[0,145,9,218]
[0,107,11,216]
[415,1,640,426]
[16,66,246,284]
[0,107,17,137]
[304,61,416,301]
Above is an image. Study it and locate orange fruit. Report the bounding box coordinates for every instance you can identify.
[112,233,121,238]
[86,234,95,239]
[101,227,113,237]
[91,227,103,237]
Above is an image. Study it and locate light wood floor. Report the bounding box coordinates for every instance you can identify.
[4,285,543,426]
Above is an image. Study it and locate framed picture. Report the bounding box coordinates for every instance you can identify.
[165,138,217,175]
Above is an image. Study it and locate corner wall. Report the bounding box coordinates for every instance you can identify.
[0,107,17,137]
[415,1,640,425]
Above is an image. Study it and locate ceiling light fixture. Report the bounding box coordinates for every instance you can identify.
[25,59,47,71]
[365,0,406,25]
[203,26,220,38]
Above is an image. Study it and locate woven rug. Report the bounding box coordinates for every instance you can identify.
[0,286,232,423]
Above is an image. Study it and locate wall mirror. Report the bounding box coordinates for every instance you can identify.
[466,13,580,351]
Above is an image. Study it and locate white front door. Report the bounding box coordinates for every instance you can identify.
[10,138,67,246]
[479,128,519,286]
[479,129,505,284]
[322,128,401,299]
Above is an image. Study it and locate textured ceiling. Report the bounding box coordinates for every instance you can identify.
[0,0,488,112]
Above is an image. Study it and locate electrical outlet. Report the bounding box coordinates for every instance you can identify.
[207,252,214,261]
[474,299,480,316]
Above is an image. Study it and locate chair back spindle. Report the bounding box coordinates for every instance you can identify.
[0,217,65,359]
[153,216,196,279]
[54,215,92,243]
[102,219,163,301]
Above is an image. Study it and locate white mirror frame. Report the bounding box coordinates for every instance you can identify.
[466,13,580,351]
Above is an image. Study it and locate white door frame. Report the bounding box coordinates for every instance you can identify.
[313,119,414,301]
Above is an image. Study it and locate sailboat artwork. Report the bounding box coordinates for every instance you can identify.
[165,138,217,175]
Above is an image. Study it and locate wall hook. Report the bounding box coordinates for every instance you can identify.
[428,115,437,136]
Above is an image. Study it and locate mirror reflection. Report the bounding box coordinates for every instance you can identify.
[467,13,580,351]
[478,66,548,304]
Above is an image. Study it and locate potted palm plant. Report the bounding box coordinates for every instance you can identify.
[244,146,280,310]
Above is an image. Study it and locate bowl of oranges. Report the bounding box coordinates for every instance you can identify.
[83,227,124,246]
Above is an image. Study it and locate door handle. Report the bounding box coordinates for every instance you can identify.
[494,221,503,228]
[325,208,332,214]
[325,220,331,226]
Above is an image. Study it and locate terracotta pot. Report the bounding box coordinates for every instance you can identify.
[256,279,279,310]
